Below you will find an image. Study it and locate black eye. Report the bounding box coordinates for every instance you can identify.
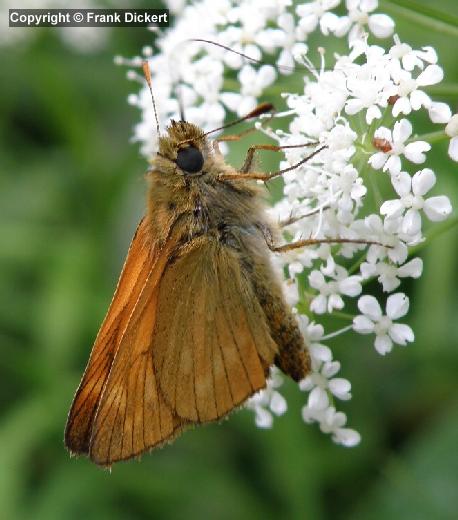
[176,146,204,173]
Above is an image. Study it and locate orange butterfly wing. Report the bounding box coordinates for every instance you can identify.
[87,240,190,464]
[66,223,279,466]
[65,217,183,459]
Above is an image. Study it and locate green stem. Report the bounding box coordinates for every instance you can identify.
[348,253,367,275]
[407,130,448,145]
[331,311,356,321]
[425,84,458,98]
[380,0,458,37]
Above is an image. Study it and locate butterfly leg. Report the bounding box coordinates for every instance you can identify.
[218,145,325,181]
[279,206,331,228]
[267,237,388,252]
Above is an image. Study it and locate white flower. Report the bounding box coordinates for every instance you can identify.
[301,404,361,446]
[297,315,334,362]
[319,407,361,447]
[246,368,287,428]
[369,119,431,174]
[388,36,437,72]
[296,0,341,37]
[360,257,423,292]
[391,65,444,117]
[344,68,392,124]
[445,114,458,162]
[309,265,362,314]
[300,359,352,407]
[353,293,414,354]
[332,0,395,43]
[381,169,452,234]
[359,214,408,264]
[257,13,309,72]
[220,64,276,116]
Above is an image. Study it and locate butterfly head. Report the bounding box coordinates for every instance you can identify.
[157,120,209,176]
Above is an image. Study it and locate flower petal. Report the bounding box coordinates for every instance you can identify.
[322,360,341,378]
[391,171,412,197]
[404,141,431,163]
[366,104,382,124]
[412,89,431,110]
[332,428,361,447]
[308,386,329,411]
[310,344,333,363]
[402,208,422,235]
[329,378,351,400]
[309,270,325,289]
[384,155,401,175]
[412,168,436,196]
[357,295,382,321]
[398,257,423,278]
[374,334,393,355]
[423,195,452,221]
[255,407,273,428]
[369,151,388,170]
[380,199,404,218]
[449,136,458,162]
[338,276,362,297]
[392,97,412,117]
[328,294,344,312]
[386,292,409,320]
[445,114,458,138]
[353,315,375,334]
[428,102,452,124]
[311,294,327,314]
[368,14,395,38]
[393,119,412,144]
[416,64,444,86]
[374,126,392,141]
[389,323,414,345]
[270,391,288,415]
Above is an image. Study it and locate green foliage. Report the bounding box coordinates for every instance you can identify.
[1,2,457,519]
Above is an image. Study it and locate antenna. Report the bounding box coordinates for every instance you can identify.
[142,60,160,136]
[203,102,274,137]
[175,83,185,121]
[177,102,275,147]
[189,39,297,73]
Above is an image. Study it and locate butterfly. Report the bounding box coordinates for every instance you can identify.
[64,62,322,466]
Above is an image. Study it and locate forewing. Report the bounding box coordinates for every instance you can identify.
[153,237,278,423]
[88,263,186,465]
[65,218,157,455]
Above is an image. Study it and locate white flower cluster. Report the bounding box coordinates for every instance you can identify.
[124,0,455,446]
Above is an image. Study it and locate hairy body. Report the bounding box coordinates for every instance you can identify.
[150,121,310,381]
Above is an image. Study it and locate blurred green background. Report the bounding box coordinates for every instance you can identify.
[1,1,458,519]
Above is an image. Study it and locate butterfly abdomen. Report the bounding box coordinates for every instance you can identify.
[238,234,311,382]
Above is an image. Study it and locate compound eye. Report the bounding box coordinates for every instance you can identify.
[176,146,204,173]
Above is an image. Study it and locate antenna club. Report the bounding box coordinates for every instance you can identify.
[142,60,160,137]
[142,60,152,87]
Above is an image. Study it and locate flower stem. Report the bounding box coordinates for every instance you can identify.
[348,253,367,275]
[425,84,458,98]
[321,324,353,341]
[407,130,447,145]
[331,311,356,322]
